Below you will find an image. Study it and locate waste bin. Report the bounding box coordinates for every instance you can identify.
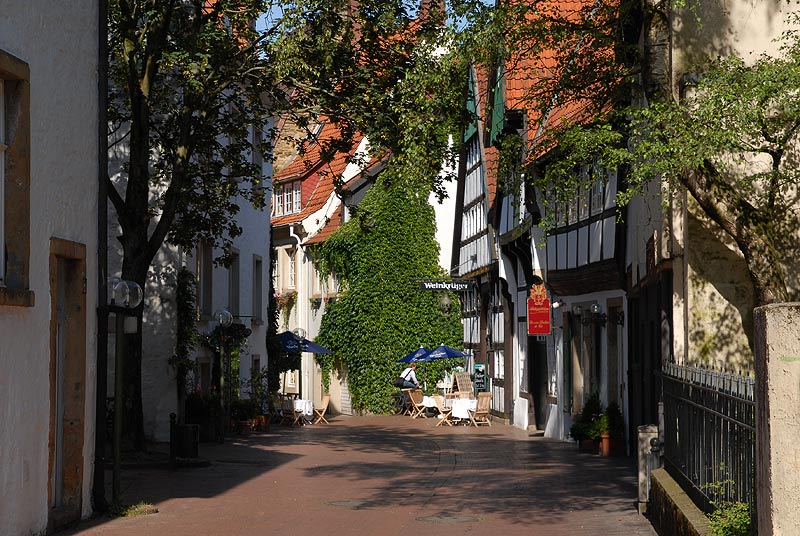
[170,413,199,460]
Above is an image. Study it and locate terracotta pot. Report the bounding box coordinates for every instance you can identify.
[600,434,624,457]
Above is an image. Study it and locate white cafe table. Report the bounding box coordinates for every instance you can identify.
[447,398,477,420]
[283,398,314,425]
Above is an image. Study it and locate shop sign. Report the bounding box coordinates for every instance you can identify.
[527,284,551,335]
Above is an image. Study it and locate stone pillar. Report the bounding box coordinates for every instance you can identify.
[754,303,800,536]
[638,424,660,514]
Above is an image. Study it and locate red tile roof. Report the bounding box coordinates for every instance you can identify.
[271,119,365,228]
[304,212,342,245]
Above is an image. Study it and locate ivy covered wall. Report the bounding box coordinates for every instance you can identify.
[315,175,462,414]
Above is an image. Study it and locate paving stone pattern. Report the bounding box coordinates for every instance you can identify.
[61,415,658,536]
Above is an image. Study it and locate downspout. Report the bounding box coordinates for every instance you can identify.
[288,224,308,399]
[93,0,109,513]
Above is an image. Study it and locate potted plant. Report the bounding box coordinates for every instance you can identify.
[597,401,625,457]
[230,398,257,435]
[570,392,602,453]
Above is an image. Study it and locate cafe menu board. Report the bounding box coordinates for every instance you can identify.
[473,363,486,392]
[527,283,551,335]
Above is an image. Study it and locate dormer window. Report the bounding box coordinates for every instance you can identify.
[272,180,301,217]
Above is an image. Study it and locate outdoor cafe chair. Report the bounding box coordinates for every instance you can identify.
[408,389,428,419]
[431,394,453,426]
[313,394,330,424]
[400,388,414,416]
[469,392,492,426]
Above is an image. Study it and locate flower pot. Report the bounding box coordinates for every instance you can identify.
[578,438,598,453]
[600,434,624,457]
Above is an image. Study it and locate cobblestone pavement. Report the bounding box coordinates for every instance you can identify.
[61,415,658,536]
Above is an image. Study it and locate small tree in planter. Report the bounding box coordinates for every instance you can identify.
[230,398,258,435]
[569,392,602,453]
[596,401,626,457]
[246,367,270,431]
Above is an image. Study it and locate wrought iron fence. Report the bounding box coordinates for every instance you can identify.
[661,362,756,520]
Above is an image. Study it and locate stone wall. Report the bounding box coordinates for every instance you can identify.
[649,468,710,536]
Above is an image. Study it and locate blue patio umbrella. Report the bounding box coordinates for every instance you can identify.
[275,331,334,354]
[421,344,467,361]
[396,346,431,363]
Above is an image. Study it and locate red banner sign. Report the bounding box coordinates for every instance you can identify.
[527,284,551,335]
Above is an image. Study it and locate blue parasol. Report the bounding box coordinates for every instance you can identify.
[396,346,431,363]
[275,331,333,354]
[421,344,467,361]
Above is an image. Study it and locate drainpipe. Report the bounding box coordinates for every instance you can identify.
[93,0,109,513]
[288,224,309,399]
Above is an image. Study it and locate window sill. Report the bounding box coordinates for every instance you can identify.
[0,286,35,307]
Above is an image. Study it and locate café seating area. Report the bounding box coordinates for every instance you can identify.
[395,371,492,426]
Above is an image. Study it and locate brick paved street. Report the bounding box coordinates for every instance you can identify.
[61,415,657,536]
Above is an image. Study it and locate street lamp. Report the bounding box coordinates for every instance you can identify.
[214,309,232,442]
[109,277,142,507]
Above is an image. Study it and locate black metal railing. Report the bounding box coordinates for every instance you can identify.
[661,362,756,521]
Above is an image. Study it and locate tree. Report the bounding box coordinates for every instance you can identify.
[468,1,800,307]
[108,0,477,448]
[108,0,273,448]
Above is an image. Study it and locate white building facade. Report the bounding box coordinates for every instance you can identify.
[0,2,100,533]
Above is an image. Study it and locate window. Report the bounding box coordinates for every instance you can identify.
[590,166,605,215]
[252,255,262,321]
[0,50,32,306]
[288,249,296,289]
[271,180,302,218]
[272,185,283,217]
[0,79,5,284]
[251,355,261,375]
[228,251,240,317]
[198,241,213,317]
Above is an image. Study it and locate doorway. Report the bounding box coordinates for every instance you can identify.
[48,239,87,530]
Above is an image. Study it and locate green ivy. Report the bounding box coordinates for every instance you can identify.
[315,173,463,414]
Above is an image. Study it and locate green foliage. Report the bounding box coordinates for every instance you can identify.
[245,367,270,415]
[707,502,752,536]
[268,0,469,201]
[518,11,800,306]
[315,175,463,414]
[570,392,603,441]
[593,400,625,438]
[704,479,753,535]
[230,397,258,421]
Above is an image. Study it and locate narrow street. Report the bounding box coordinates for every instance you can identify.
[62,416,657,536]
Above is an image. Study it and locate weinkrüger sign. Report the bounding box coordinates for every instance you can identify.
[419,279,474,292]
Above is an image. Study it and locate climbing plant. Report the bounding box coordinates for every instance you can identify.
[315,173,463,414]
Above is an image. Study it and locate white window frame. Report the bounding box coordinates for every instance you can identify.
[283,183,292,214]
[288,249,296,289]
[590,166,605,216]
[273,184,284,217]
[0,80,5,284]
[253,255,263,321]
[292,181,301,213]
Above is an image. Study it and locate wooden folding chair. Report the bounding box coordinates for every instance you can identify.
[400,388,414,416]
[469,392,492,426]
[408,389,427,419]
[313,394,330,424]
[432,394,453,426]
[448,371,473,399]
[279,397,296,426]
